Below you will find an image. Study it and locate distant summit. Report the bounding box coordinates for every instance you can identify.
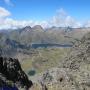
[32,25,43,31]
[20,25,44,32]
[22,26,32,31]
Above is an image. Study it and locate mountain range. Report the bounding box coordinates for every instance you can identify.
[0,25,90,57]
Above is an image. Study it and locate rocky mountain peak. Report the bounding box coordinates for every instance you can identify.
[32,25,43,31]
[23,26,32,31]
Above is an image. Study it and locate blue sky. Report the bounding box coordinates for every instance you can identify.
[0,0,90,29]
[1,0,90,21]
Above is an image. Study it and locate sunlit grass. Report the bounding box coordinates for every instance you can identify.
[21,48,70,74]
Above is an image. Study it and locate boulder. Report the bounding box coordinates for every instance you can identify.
[0,56,33,90]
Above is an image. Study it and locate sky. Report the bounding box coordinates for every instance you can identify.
[0,0,90,29]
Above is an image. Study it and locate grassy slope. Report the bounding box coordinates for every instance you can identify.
[21,48,70,74]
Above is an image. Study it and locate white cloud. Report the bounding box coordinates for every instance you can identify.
[4,0,14,6]
[83,21,90,27]
[49,8,82,28]
[0,7,49,29]
[0,7,11,18]
[56,8,67,18]
[0,7,88,30]
[0,7,36,29]
[0,18,37,29]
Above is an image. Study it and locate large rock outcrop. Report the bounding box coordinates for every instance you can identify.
[0,56,33,90]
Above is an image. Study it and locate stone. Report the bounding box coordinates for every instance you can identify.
[0,56,33,90]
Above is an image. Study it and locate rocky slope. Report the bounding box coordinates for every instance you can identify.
[0,56,33,90]
[30,32,90,90]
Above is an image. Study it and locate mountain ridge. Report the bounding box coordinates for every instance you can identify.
[0,25,90,58]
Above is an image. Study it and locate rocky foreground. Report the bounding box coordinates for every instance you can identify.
[30,32,90,90]
[0,57,33,90]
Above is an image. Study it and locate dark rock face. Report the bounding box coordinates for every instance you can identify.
[0,56,33,90]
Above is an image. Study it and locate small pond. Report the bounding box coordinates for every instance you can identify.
[28,70,36,76]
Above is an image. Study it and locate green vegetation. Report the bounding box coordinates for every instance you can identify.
[21,48,70,74]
